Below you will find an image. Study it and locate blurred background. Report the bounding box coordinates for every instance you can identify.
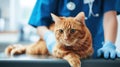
[0,0,120,52]
[0,0,38,52]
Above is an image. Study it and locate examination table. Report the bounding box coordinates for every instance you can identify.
[0,53,120,67]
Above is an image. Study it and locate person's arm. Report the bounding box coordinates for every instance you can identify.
[97,11,120,59]
[28,0,58,54]
[103,11,118,43]
[37,26,56,54]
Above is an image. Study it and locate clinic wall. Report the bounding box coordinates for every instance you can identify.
[0,0,10,19]
[0,0,21,31]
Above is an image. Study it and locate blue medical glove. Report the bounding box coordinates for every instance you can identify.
[43,31,56,54]
[97,41,117,59]
[116,49,120,58]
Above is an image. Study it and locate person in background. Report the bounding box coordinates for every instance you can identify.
[29,0,120,58]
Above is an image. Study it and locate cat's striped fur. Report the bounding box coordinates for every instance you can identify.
[52,12,93,67]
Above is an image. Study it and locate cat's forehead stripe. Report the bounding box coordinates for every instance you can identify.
[63,18,72,29]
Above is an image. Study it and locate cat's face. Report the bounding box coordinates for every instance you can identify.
[51,12,86,46]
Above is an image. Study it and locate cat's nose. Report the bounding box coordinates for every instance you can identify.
[64,37,69,40]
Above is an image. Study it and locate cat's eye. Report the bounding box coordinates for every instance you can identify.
[59,29,63,33]
[70,29,76,34]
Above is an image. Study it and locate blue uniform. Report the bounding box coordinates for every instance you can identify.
[116,0,120,14]
[29,0,119,58]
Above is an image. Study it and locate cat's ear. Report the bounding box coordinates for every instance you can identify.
[74,12,85,24]
[51,13,61,23]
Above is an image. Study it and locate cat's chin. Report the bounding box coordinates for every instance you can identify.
[59,39,78,46]
[60,41,74,46]
[65,44,73,46]
[64,39,78,46]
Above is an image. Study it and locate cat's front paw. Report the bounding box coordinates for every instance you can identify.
[69,58,81,67]
[5,44,26,56]
[63,53,81,67]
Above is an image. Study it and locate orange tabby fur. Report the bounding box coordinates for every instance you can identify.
[5,12,93,67]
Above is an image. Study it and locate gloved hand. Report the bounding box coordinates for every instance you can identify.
[97,41,120,59]
[116,47,120,58]
[43,30,56,54]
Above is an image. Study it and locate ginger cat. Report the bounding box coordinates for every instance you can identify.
[5,12,93,67]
